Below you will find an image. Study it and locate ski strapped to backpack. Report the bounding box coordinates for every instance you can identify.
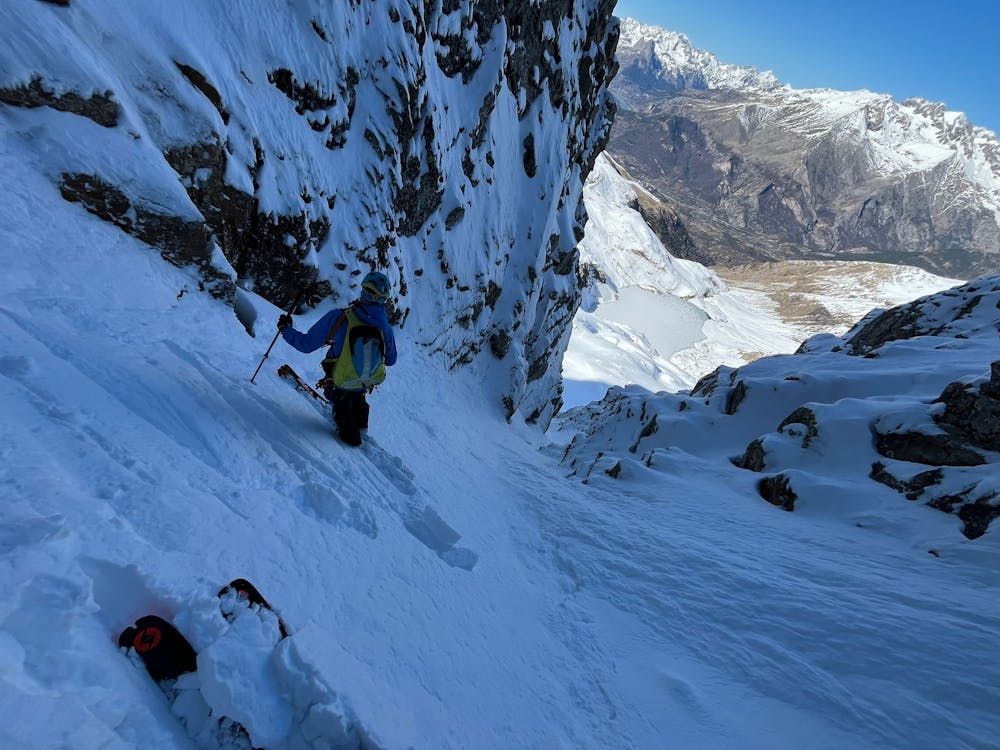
[319,305,386,392]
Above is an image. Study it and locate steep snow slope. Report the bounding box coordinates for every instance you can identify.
[0,100,1000,750]
[0,0,618,427]
[5,96,1000,750]
[0,135,619,750]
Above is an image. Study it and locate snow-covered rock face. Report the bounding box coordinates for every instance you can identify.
[0,0,618,426]
[555,277,1000,539]
[613,18,780,100]
[565,152,804,402]
[577,153,723,309]
[608,18,1000,278]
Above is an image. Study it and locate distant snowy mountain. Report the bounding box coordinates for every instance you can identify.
[609,18,1000,277]
[612,19,781,100]
[0,0,618,427]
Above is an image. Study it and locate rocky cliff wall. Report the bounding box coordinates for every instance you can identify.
[0,0,618,426]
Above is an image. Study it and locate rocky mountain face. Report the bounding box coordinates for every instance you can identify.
[608,18,1000,278]
[0,0,618,427]
[557,276,1000,539]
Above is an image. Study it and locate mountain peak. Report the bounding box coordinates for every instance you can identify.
[616,17,781,97]
[608,17,1000,275]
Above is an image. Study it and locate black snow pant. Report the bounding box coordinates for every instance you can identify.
[325,387,370,447]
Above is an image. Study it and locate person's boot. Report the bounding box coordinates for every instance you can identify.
[338,426,362,447]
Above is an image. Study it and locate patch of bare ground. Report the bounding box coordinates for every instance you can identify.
[716,260,957,334]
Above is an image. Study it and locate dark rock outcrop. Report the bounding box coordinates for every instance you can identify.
[175,62,229,124]
[163,139,330,311]
[870,361,1000,537]
[870,462,944,501]
[873,431,985,467]
[59,172,233,301]
[734,438,766,471]
[930,494,1000,540]
[778,407,818,447]
[629,191,706,264]
[759,473,796,511]
[0,75,118,127]
[724,380,748,415]
[934,362,1000,453]
[845,278,1000,355]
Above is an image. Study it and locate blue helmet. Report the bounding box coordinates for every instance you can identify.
[361,271,391,301]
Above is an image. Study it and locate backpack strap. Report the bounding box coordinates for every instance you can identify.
[323,308,350,348]
[318,307,351,389]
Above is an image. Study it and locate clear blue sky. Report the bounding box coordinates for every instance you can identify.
[615,0,1000,135]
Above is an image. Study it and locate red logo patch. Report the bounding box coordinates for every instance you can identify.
[133,626,162,653]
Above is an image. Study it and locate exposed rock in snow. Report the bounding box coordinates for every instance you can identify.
[936,361,1000,454]
[843,278,998,354]
[556,276,1000,538]
[0,74,117,126]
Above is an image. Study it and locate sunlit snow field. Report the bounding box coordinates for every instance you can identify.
[598,287,708,357]
[3,123,999,750]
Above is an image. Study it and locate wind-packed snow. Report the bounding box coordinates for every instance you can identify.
[0,131,607,749]
[555,278,1000,750]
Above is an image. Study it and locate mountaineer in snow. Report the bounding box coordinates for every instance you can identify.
[278,271,398,447]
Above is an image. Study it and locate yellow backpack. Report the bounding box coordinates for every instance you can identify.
[320,308,386,391]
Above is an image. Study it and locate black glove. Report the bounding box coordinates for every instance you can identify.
[277,313,293,331]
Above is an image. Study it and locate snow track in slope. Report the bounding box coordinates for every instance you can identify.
[0,139,619,749]
[4,126,999,748]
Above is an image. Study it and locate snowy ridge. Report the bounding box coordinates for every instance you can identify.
[577,154,723,306]
[617,18,1000,208]
[616,18,781,93]
[558,277,1000,541]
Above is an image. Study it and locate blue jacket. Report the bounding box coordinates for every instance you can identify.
[281,300,398,366]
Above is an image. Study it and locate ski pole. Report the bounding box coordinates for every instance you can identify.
[250,329,282,384]
[250,288,309,384]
